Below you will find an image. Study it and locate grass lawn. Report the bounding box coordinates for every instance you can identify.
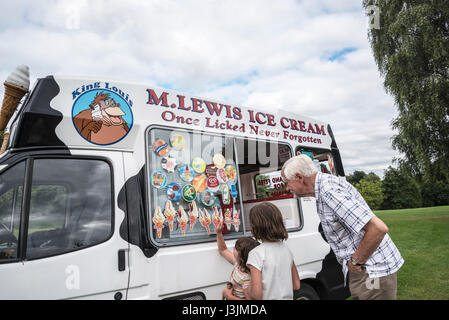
[373,205,449,300]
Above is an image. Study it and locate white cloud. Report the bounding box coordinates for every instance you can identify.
[0,0,400,177]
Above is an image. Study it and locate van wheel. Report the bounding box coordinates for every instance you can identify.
[294,283,320,300]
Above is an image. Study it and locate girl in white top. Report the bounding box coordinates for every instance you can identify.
[245,202,301,300]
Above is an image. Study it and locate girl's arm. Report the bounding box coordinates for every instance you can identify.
[216,222,235,265]
[292,262,301,290]
[244,265,263,300]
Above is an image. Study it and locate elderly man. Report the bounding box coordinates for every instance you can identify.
[281,155,404,300]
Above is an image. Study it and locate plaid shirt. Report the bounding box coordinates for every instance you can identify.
[314,173,404,283]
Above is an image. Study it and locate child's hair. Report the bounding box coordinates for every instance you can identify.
[235,237,260,273]
[249,202,288,242]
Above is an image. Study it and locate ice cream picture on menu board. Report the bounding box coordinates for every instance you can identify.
[199,208,212,235]
[164,200,176,232]
[192,174,207,193]
[177,206,189,236]
[151,170,167,189]
[170,132,186,151]
[166,182,181,201]
[161,157,177,173]
[153,206,165,239]
[179,164,194,182]
[153,139,170,156]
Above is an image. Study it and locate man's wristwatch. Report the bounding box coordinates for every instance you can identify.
[350,257,365,266]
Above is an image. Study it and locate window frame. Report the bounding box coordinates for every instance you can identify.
[0,159,26,264]
[11,184,22,237]
[0,154,115,263]
[0,179,23,236]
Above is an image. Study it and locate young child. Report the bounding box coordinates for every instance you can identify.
[245,202,301,300]
[215,222,260,300]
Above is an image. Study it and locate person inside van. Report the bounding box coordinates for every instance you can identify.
[242,202,301,300]
[215,223,259,300]
[281,154,404,300]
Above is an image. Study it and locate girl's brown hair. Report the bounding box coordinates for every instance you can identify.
[235,237,260,273]
[249,202,288,242]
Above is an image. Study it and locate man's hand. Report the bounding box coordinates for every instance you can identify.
[347,259,363,273]
[350,216,389,271]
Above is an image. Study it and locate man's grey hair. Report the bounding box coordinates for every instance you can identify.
[281,154,318,180]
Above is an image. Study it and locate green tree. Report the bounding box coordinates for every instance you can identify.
[356,175,384,210]
[364,172,382,183]
[363,0,449,183]
[421,179,449,207]
[346,170,367,187]
[381,166,422,209]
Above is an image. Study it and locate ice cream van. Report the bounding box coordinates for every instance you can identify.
[0,66,350,300]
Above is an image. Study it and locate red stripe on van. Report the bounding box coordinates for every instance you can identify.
[242,194,294,204]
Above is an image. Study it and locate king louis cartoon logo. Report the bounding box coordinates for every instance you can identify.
[72,89,133,145]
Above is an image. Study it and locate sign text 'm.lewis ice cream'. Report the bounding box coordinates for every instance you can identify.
[146,88,327,146]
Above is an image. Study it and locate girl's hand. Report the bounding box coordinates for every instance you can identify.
[222,286,233,300]
[215,222,224,235]
[223,285,245,300]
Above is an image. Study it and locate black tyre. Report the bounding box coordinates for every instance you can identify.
[294,283,320,300]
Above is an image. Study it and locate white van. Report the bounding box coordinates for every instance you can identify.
[0,74,350,300]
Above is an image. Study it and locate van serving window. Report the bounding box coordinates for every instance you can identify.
[236,139,301,231]
[147,128,244,244]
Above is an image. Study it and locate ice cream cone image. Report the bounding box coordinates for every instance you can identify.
[188,201,199,231]
[164,200,176,231]
[1,65,30,131]
[154,225,163,239]
[224,208,233,230]
[232,209,241,232]
[177,206,189,236]
[152,206,165,239]
[212,206,223,233]
[199,208,212,235]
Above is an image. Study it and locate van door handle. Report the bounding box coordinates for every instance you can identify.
[118,249,126,271]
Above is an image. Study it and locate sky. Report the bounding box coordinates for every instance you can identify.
[0,0,401,178]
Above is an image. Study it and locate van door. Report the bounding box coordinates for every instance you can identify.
[0,153,129,299]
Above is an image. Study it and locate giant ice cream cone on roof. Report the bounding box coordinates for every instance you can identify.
[0,65,30,131]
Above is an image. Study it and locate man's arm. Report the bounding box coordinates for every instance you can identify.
[351,216,389,267]
[322,188,388,270]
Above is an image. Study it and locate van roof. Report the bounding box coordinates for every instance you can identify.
[8,76,334,153]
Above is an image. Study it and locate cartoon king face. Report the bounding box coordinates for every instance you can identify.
[73,91,131,145]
